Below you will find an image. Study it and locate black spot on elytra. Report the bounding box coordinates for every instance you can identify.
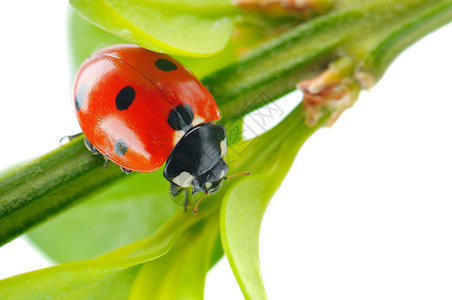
[155,58,177,72]
[115,86,135,110]
[167,104,194,131]
[75,83,87,111]
[114,138,128,156]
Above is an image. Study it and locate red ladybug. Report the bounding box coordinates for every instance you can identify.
[73,44,230,209]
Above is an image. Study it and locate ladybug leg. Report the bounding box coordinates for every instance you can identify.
[183,190,189,213]
[83,138,131,173]
[120,167,133,174]
[103,156,110,168]
[170,182,184,197]
[170,183,189,212]
[59,133,83,145]
[84,137,99,155]
[83,138,116,170]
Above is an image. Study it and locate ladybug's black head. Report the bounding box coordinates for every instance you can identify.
[191,158,228,195]
[163,123,228,194]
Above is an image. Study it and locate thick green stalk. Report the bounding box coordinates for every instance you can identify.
[204,11,359,123]
[364,0,452,79]
[1,0,452,246]
[0,138,125,245]
[206,0,452,122]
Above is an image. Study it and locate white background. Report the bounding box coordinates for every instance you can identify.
[1,2,452,299]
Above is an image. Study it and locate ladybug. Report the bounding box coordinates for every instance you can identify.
[73,44,238,212]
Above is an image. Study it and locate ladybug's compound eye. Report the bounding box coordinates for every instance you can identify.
[167,104,194,132]
[205,180,222,194]
[190,158,228,195]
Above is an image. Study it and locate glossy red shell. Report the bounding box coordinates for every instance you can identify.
[73,44,221,172]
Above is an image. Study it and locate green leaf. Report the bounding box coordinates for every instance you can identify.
[128,216,220,300]
[0,264,141,300]
[68,8,238,82]
[69,0,238,57]
[0,209,202,299]
[68,8,126,74]
[68,8,290,79]
[220,105,324,299]
[27,171,179,263]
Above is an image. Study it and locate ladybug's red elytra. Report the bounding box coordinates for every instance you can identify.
[73,44,234,211]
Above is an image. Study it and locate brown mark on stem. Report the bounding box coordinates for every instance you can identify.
[297,57,372,126]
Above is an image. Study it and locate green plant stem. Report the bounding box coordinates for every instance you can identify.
[0,138,125,245]
[206,0,452,123]
[204,11,357,123]
[1,0,452,246]
[364,0,452,78]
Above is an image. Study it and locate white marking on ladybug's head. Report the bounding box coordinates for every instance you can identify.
[205,182,212,189]
[172,130,185,146]
[172,172,195,188]
[220,138,227,157]
[192,115,205,127]
[220,170,226,178]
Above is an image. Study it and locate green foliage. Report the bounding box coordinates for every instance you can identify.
[67,8,298,79]
[69,0,238,57]
[67,9,239,80]
[27,171,179,263]
[3,105,319,299]
[0,209,189,299]
[1,0,452,299]
[127,217,221,300]
[220,107,322,299]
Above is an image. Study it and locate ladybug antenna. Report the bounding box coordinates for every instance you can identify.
[193,192,207,214]
[223,171,251,181]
